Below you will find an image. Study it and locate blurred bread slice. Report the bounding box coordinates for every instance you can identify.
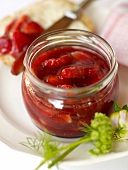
[0,0,94,66]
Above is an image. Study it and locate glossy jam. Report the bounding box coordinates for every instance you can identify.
[31,47,110,87]
[22,46,118,138]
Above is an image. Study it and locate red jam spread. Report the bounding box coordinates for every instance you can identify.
[32,47,110,87]
[22,46,118,138]
[0,15,44,75]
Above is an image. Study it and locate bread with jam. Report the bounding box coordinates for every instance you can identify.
[0,0,94,75]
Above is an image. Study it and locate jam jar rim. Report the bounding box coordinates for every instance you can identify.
[24,29,118,96]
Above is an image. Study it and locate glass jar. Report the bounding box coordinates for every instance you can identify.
[22,29,118,138]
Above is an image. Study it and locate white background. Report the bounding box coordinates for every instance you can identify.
[0,0,128,170]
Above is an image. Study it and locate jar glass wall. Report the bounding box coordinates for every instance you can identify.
[22,29,118,138]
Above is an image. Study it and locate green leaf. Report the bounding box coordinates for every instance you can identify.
[114,101,121,112]
[122,104,128,111]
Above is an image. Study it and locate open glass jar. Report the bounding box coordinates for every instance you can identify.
[22,29,118,138]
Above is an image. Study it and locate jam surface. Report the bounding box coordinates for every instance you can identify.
[22,46,118,138]
[32,47,110,88]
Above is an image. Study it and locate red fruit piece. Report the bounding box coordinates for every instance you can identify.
[71,51,94,65]
[43,54,72,69]
[5,19,17,34]
[42,47,75,60]
[33,47,75,69]
[10,15,29,32]
[12,31,33,53]
[60,65,89,79]
[21,20,43,34]
[59,84,74,89]
[0,36,12,54]
[46,76,60,86]
[11,51,25,75]
[53,113,72,124]
[46,75,66,86]
[88,64,99,76]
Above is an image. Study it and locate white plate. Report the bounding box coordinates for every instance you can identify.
[1,1,128,170]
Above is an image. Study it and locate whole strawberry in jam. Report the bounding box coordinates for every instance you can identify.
[0,14,44,75]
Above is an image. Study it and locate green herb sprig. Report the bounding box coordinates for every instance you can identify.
[21,112,113,169]
[21,102,128,169]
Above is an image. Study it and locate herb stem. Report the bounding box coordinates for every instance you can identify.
[35,160,46,170]
[35,136,91,170]
[48,144,78,168]
[48,136,91,168]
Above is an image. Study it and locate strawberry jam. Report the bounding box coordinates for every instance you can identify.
[22,30,118,138]
[31,47,110,87]
[0,15,44,75]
